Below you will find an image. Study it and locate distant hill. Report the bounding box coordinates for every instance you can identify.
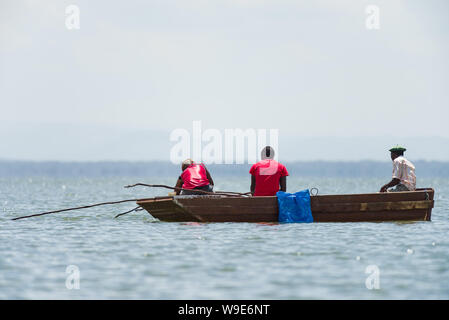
[1,124,448,162]
[0,160,447,178]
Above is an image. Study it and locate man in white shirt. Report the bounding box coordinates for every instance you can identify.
[380,146,416,192]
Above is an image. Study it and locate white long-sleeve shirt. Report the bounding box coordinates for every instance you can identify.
[392,156,416,191]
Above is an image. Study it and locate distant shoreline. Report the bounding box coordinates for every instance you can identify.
[1,160,447,178]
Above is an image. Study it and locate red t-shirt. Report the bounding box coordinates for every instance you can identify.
[181,163,210,189]
[249,159,289,196]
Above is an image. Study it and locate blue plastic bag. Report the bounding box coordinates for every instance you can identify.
[277,190,313,223]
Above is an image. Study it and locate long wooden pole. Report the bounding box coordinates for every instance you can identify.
[124,183,251,197]
[114,206,143,219]
[11,198,148,221]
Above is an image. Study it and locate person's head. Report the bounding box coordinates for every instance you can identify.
[261,146,275,160]
[181,158,193,171]
[389,146,406,161]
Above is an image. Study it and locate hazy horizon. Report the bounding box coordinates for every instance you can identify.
[1,159,448,178]
[1,122,448,162]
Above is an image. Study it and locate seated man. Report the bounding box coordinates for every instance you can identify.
[175,159,214,195]
[380,145,416,192]
[250,146,289,196]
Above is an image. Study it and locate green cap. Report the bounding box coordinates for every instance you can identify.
[389,145,407,153]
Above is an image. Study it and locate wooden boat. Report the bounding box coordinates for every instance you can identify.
[137,188,434,223]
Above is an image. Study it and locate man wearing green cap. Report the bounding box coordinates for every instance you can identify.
[380,146,416,192]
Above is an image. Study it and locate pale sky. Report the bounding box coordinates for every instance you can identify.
[1,0,448,161]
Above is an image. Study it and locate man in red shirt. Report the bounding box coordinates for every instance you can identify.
[249,146,289,196]
[174,159,214,195]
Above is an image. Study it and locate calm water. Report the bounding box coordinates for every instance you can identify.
[0,176,448,299]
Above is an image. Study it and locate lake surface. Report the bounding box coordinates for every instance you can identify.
[0,176,448,299]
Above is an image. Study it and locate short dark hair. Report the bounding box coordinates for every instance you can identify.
[392,150,404,156]
[262,146,275,159]
[265,147,271,157]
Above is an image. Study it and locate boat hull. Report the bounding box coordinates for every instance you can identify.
[137,188,434,223]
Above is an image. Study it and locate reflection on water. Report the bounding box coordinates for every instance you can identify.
[0,176,448,299]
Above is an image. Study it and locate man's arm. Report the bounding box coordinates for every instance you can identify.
[250,175,256,196]
[380,160,402,192]
[280,176,287,192]
[174,177,183,195]
[205,168,214,187]
[380,178,400,192]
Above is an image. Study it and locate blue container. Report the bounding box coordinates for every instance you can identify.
[277,190,314,223]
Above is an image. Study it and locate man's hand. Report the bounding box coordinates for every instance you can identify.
[380,178,400,193]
